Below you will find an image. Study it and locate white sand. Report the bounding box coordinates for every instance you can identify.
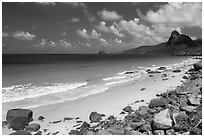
[2,64,193,135]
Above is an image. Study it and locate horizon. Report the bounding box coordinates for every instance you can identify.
[2,2,202,54]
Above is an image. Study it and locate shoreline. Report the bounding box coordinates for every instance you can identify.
[2,57,202,135]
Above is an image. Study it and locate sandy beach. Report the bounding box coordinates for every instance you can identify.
[2,57,199,135]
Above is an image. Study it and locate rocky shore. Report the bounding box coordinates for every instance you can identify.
[2,58,202,135]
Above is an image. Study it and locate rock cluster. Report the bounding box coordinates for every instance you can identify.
[68,61,202,135]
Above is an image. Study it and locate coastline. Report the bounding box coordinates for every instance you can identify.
[2,57,202,135]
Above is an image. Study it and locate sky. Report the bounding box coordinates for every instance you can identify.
[2,2,202,54]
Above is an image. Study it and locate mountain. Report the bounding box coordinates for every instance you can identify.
[122,31,202,56]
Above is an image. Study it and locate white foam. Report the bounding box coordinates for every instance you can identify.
[2,82,87,103]
[103,76,127,81]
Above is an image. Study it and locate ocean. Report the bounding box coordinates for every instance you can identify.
[2,54,192,113]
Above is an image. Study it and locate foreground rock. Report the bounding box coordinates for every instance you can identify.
[6,109,33,130]
[153,109,172,129]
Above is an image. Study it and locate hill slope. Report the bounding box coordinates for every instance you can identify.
[122,31,202,56]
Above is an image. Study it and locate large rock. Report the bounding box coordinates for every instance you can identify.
[153,109,172,129]
[89,112,102,123]
[193,62,202,71]
[10,130,32,135]
[148,98,165,108]
[123,106,133,113]
[25,123,40,132]
[6,109,33,130]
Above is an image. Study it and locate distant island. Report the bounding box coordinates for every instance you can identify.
[121,31,202,56]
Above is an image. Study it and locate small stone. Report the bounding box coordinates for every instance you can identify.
[86,131,95,135]
[154,130,165,135]
[120,111,125,114]
[123,106,133,113]
[180,105,197,112]
[34,130,42,135]
[131,121,145,130]
[63,117,73,121]
[10,130,32,135]
[106,127,124,135]
[126,130,146,135]
[96,129,111,135]
[172,69,181,73]
[52,120,61,124]
[76,120,83,123]
[139,124,152,132]
[38,116,45,121]
[166,129,175,135]
[108,115,115,120]
[2,121,8,128]
[138,106,149,115]
[25,123,41,132]
[141,88,146,91]
[158,67,166,70]
[182,76,188,79]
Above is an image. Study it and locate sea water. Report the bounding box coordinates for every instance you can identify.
[2,54,193,113]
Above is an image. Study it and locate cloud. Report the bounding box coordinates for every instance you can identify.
[2,32,9,37]
[109,25,125,37]
[13,31,35,40]
[33,39,72,49]
[113,18,181,46]
[76,29,101,39]
[95,22,110,32]
[36,2,56,6]
[95,22,125,37]
[71,17,80,22]
[98,9,123,21]
[140,2,202,28]
[66,2,87,8]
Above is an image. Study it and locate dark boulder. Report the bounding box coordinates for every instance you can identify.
[172,69,181,73]
[6,109,33,130]
[148,98,166,108]
[158,67,166,70]
[193,62,202,71]
[25,123,40,132]
[89,112,102,123]
[10,130,32,135]
[80,121,90,129]
[123,106,133,113]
